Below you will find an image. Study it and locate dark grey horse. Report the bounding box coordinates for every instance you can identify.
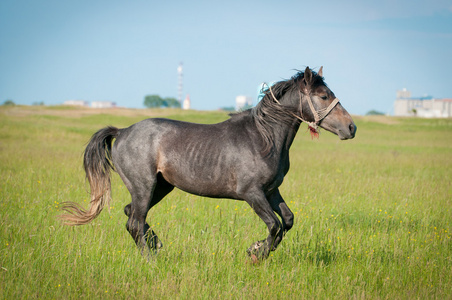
[61,67,356,260]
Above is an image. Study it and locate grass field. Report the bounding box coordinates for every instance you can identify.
[1,105,451,299]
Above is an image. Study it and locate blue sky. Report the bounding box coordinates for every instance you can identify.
[1,0,451,115]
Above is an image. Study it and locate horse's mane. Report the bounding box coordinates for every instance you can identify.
[231,70,325,155]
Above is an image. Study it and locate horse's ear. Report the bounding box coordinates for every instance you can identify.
[318,66,323,77]
[304,66,312,85]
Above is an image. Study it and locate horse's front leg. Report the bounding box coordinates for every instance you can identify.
[268,189,294,236]
[244,189,283,260]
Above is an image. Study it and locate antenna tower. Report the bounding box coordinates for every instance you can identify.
[177,62,183,104]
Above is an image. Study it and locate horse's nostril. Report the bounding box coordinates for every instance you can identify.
[349,123,356,136]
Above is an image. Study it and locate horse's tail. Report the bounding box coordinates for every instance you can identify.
[60,126,119,226]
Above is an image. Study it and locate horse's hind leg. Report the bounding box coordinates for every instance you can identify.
[124,174,173,252]
[124,202,162,251]
[123,182,154,252]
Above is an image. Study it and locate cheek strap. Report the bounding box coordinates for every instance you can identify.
[267,84,340,139]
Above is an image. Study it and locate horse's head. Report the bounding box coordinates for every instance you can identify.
[300,66,356,140]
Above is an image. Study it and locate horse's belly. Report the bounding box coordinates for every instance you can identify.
[175,181,237,199]
[160,163,239,199]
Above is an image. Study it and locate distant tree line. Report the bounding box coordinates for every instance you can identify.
[220,106,235,112]
[366,110,385,116]
[144,95,181,108]
[2,100,15,106]
[2,100,44,106]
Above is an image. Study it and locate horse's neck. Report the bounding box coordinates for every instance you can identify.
[271,118,300,157]
[285,121,300,149]
[251,91,302,157]
[273,96,301,154]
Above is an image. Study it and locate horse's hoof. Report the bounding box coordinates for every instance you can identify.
[247,240,263,253]
[156,240,163,249]
[247,240,268,260]
[148,238,163,251]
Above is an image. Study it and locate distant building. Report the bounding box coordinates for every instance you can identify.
[235,95,253,111]
[63,100,89,107]
[394,89,452,118]
[91,101,116,108]
[183,94,191,110]
[396,88,411,100]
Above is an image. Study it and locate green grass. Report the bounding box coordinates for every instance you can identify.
[1,106,451,299]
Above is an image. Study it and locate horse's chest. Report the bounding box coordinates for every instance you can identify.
[260,158,289,191]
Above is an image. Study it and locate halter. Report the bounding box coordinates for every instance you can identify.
[266,84,340,139]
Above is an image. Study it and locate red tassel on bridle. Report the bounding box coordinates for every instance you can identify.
[308,125,319,139]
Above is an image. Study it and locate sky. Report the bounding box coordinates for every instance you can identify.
[1,0,451,115]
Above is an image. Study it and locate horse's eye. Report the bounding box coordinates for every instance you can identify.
[321,96,328,100]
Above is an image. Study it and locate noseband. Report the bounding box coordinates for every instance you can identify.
[267,84,340,138]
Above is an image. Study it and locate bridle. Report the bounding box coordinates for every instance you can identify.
[267,83,340,137]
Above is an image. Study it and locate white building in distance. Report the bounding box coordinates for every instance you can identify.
[63,100,89,107]
[183,94,191,110]
[235,95,253,111]
[91,101,117,108]
[394,89,452,118]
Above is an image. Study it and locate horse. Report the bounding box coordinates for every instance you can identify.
[60,66,356,260]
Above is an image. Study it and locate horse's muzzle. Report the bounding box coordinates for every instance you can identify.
[339,122,357,140]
